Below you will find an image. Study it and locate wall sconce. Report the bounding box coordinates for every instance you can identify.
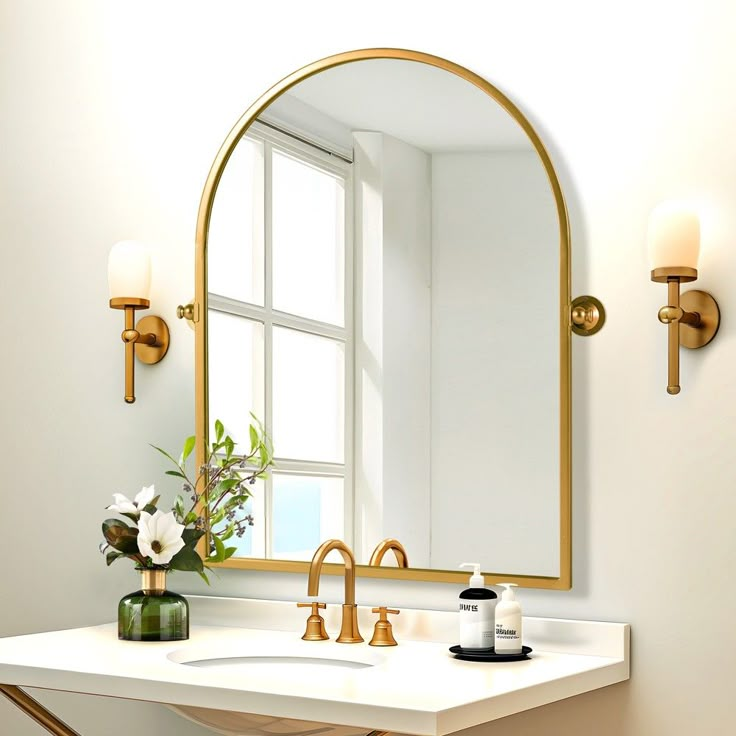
[108,241,170,403]
[648,201,720,395]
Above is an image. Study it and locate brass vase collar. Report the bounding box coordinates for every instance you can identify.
[140,568,167,596]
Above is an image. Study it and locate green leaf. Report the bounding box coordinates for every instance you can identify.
[106,550,124,566]
[179,435,196,466]
[211,534,227,562]
[215,419,224,443]
[140,496,160,516]
[223,546,237,561]
[174,495,185,520]
[183,511,199,526]
[182,528,205,547]
[102,519,139,555]
[224,436,235,459]
[216,478,241,493]
[222,494,250,510]
[169,545,204,573]
[197,570,211,585]
[104,517,130,530]
[249,424,258,451]
[210,508,226,526]
[150,444,181,468]
[259,444,270,467]
[165,470,187,479]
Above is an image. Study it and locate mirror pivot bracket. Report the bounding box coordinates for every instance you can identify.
[571,295,606,336]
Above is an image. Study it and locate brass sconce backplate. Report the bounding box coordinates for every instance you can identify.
[571,295,606,336]
[679,290,720,349]
[135,316,170,364]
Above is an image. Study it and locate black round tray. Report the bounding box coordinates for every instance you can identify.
[449,645,532,662]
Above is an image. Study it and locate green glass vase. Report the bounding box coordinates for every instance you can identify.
[118,569,189,641]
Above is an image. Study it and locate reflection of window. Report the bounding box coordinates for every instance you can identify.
[208,122,352,560]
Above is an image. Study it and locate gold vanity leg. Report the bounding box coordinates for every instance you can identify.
[0,685,82,736]
[1,684,387,736]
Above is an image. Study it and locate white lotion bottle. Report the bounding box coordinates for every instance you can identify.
[494,583,522,654]
[458,563,497,650]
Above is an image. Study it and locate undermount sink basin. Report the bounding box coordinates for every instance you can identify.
[182,654,377,671]
[168,643,384,674]
[167,643,385,736]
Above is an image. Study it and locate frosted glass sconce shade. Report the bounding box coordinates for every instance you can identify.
[647,201,700,271]
[108,240,152,301]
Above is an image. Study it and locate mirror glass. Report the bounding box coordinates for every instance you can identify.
[204,57,564,579]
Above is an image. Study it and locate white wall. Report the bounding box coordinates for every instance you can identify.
[2,2,736,735]
[430,151,559,575]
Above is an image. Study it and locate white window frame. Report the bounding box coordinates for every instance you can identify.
[208,121,354,558]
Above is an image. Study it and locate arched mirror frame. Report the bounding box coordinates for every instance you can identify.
[194,48,571,590]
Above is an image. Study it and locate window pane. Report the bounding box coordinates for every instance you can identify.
[272,151,345,325]
[208,310,264,443]
[272,327,344,463]
[272,475,344,560]
[218,481,266,558]
[208,136,264,304]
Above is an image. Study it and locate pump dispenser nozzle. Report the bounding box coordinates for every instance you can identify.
[498,583,518,601]
[459,562,484,588]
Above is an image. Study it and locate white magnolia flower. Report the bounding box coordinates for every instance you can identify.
[137,510,185,565]
[107,485,156,516]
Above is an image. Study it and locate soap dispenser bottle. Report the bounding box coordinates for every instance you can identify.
[494,583,522,654]
[458,563,497,650]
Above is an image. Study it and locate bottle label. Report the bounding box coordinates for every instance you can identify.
[459,599,496,648]
[495,612,522,652]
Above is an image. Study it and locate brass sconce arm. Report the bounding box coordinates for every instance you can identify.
[109,298,170,404]
[651,267,719,395]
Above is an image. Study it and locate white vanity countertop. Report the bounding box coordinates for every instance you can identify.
[0,597,630,735]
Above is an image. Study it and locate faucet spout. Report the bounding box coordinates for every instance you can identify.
[369,538,409,568]
[307,539,362,643]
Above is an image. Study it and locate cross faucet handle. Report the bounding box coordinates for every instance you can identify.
[297,602,326,613]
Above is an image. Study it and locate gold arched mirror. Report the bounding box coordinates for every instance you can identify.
[194,49,571,589]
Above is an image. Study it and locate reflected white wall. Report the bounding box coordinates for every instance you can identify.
[430,151,559,575]
[353,132,432,566]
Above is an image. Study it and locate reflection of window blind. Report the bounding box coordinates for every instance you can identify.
[256,118,353,164]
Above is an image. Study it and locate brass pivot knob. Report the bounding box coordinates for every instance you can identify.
[570,295,606,336]
[369,607,400,647]
[297,602,328,641]
[177,303,195,321]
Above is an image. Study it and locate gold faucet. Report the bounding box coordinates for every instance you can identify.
[307,539,363,643]
[369,538,409,568]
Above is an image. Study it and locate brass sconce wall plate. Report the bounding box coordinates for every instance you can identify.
[678,290,720,349]
[135,316,171,363]
[571,295,606,336]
